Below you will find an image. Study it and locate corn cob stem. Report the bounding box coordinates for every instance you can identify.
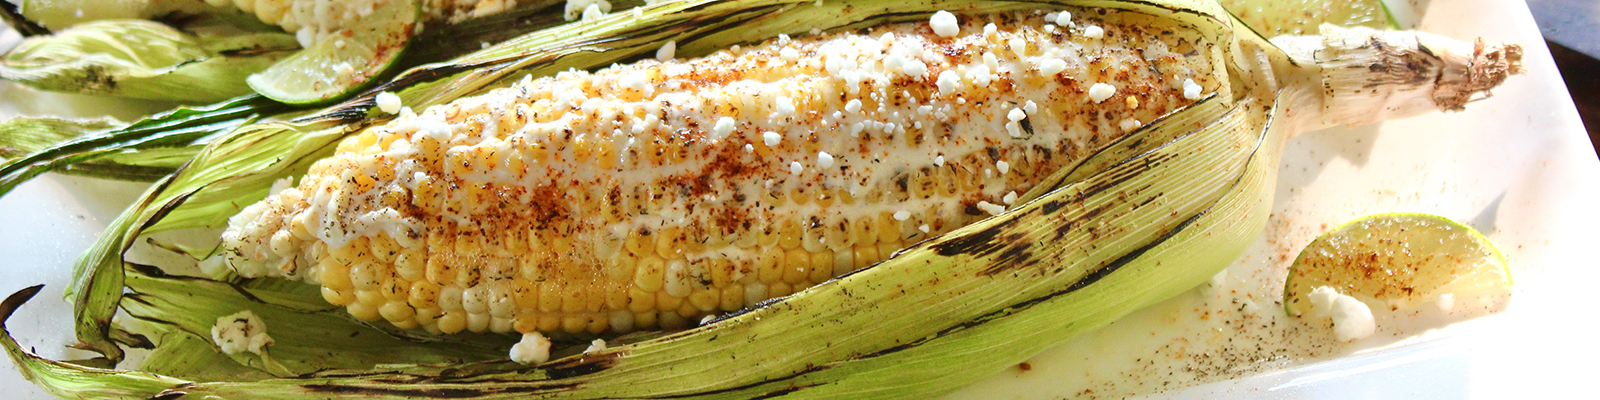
[1269,24,1524,132]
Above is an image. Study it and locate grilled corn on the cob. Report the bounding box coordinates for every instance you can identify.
[201,0,511,47]
[221,8,1217,336]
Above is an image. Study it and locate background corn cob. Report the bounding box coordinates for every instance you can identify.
[221,8,1219,336]
[200,0,525,46]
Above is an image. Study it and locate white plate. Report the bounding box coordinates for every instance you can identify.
[1,0,1595,398]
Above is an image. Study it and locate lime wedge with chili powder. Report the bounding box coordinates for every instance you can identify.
[1284,213,1511,317]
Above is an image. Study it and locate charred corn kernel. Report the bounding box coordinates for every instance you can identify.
[221,11,1212,335]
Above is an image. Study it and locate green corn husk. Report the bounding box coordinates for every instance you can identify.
[0,0,1521,399]
[0,19,300,101]
[0,95,290,196]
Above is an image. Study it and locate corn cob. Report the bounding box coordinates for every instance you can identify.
[199,0,513,47]
[220,8,1218,336]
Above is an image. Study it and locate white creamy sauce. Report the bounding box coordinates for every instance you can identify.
[945,212,1513,400]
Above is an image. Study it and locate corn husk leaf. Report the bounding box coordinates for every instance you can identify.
[0,116,121,159]
[0,95,289,196]
[0,0,49,37]
[0,19,299,101]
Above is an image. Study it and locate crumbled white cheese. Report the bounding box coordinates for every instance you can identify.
[510,332,552,364]
[1437,293,1455,312]
[1083,25,1104,39]
[584,338,608,354]
[712,117,737,140]
[1007,107,1026,122]
[1309,286,1376,342]
[1209,269,1229,289]
[934,155,945,166]
[780,47,800,62]
[977,201,1006,216]
[565,0,612,21]
[1005,120,1023,137]
[416,120,452,141]
[983,23,997,38]
[582,2,606,21]
[996,160,1010,174]
[744,143,755,153]
[1240,298,1262,316]
[893,210,911,221]
[1055,11,1074,27]
[982,52,999,71]
[919,224,931,233]
[375,92,402,114]
[936,70,962,94]
[1182,78,1203,100]
[817,151,834,168]
[1118,118,1143,132]
[1009,38,1028,57]
[762,131,783,147]
[902,59,928,77]
[211,310,273,356]
[775,96,796,116]
[967,64,992,87]
[619,71,651,92]
[790,161,804,175]
[844,98,863,113]
[1088,83,1117,103]
[1037,58,1068,76]
[1024,100,1039,115]
[929,11,960,37]
[656,40,677,61]
[1003,191,1018,204]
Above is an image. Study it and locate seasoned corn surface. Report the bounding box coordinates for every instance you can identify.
[221,8,1216,336]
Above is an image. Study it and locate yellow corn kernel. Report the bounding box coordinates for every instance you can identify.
[758,247,784,284]
[538,282,562,313]
[656,291,684,314]
[635,256,666,292]
[409,281,440,309]
[318,259,352,289]
[720,284,744,312]
[322,287,355,306]
[437,311,467,334]
[809,251,834,283]
[628,287,656,313]
[778,220,802,250]
[689,288,719,312]
[783,248,810,284]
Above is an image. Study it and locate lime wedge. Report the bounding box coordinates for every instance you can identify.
[1284,213,1511,317]
[246,0,418,105]
[1218,0,1398,37]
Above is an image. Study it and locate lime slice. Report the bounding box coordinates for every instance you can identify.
[1284,213,1511,317]
[246,0,418,105]
[1218,0,1398,37]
